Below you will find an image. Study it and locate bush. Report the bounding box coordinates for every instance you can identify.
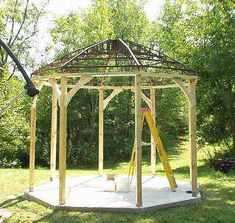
[0,158,22,168]
[207,146,235,173]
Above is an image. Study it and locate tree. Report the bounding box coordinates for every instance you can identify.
[37,0,187,168]
[155,0,235,150]
[0,68,30,167]
[50,0,154,53]
[0,0,48,167]
[0,0,49,77]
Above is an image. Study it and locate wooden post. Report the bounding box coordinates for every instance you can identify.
[189,79,197,197]
[98,89,104,172]
[150,89,156,175]
[135,73,142,207]
[59,76,67,205]
[50,79,57,181]
[29,96,37,192]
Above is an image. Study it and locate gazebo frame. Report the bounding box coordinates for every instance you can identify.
[28,39,198,208]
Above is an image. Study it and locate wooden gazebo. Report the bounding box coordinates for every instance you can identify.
[29,39,198,207]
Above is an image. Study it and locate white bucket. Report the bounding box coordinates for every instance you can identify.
[103,180,116,192]
[115,175,130,192]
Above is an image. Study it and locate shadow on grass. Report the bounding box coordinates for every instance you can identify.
[32,209,142,223]
[0,196,24,209]
[173,165,210,178]
[199,180,235,216]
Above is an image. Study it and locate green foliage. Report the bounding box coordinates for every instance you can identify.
[34,87,52,166]
[0,0,47,167]
[0,69,30,168]
[157,88,188,136]
[155,0,235,150]
[0,0,48,75]
[50,0,153,54]
[50,13,83,53]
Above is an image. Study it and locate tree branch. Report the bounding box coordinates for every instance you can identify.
[7,0,19,46]
[10,0,30,47]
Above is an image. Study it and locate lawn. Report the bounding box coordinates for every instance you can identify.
[0,141,235,223]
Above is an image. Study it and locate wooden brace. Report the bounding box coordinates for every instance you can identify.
[103,89,123,109]
[131,89,151,108]
[141,92,151,108]
[173,78,196,107]
[65,76,92,106]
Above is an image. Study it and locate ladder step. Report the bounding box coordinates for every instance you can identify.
[141,142,155,146]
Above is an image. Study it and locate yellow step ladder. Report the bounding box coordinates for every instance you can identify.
[128,108,177,191]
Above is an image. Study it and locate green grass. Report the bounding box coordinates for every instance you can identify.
[0,141,235,223]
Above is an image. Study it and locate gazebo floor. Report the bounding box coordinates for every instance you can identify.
[25,175,201,212]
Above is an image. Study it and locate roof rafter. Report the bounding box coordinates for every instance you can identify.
[118,38,141,69]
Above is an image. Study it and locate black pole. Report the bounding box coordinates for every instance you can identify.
[0,38,39,97]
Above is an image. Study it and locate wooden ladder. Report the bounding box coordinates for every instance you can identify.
[128,108,177,191]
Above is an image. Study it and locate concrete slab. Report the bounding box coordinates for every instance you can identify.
[26,175,201,212]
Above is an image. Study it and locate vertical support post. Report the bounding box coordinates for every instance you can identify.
[189,79,197,197]
[135,73,142,207]
[29,96,37,192]
[50,79,57,181]
[59,76,67,205]
[150,88,156,175]
[98,89,104,173]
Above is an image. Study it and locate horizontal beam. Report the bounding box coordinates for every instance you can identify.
[61,72,137,78]
[32,72,136,80]
[32,71,197,81]
[143,72,198,80]
[37,83,183,90]
[66,84,181,90]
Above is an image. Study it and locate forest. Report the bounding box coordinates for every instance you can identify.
[0,0,234,170]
